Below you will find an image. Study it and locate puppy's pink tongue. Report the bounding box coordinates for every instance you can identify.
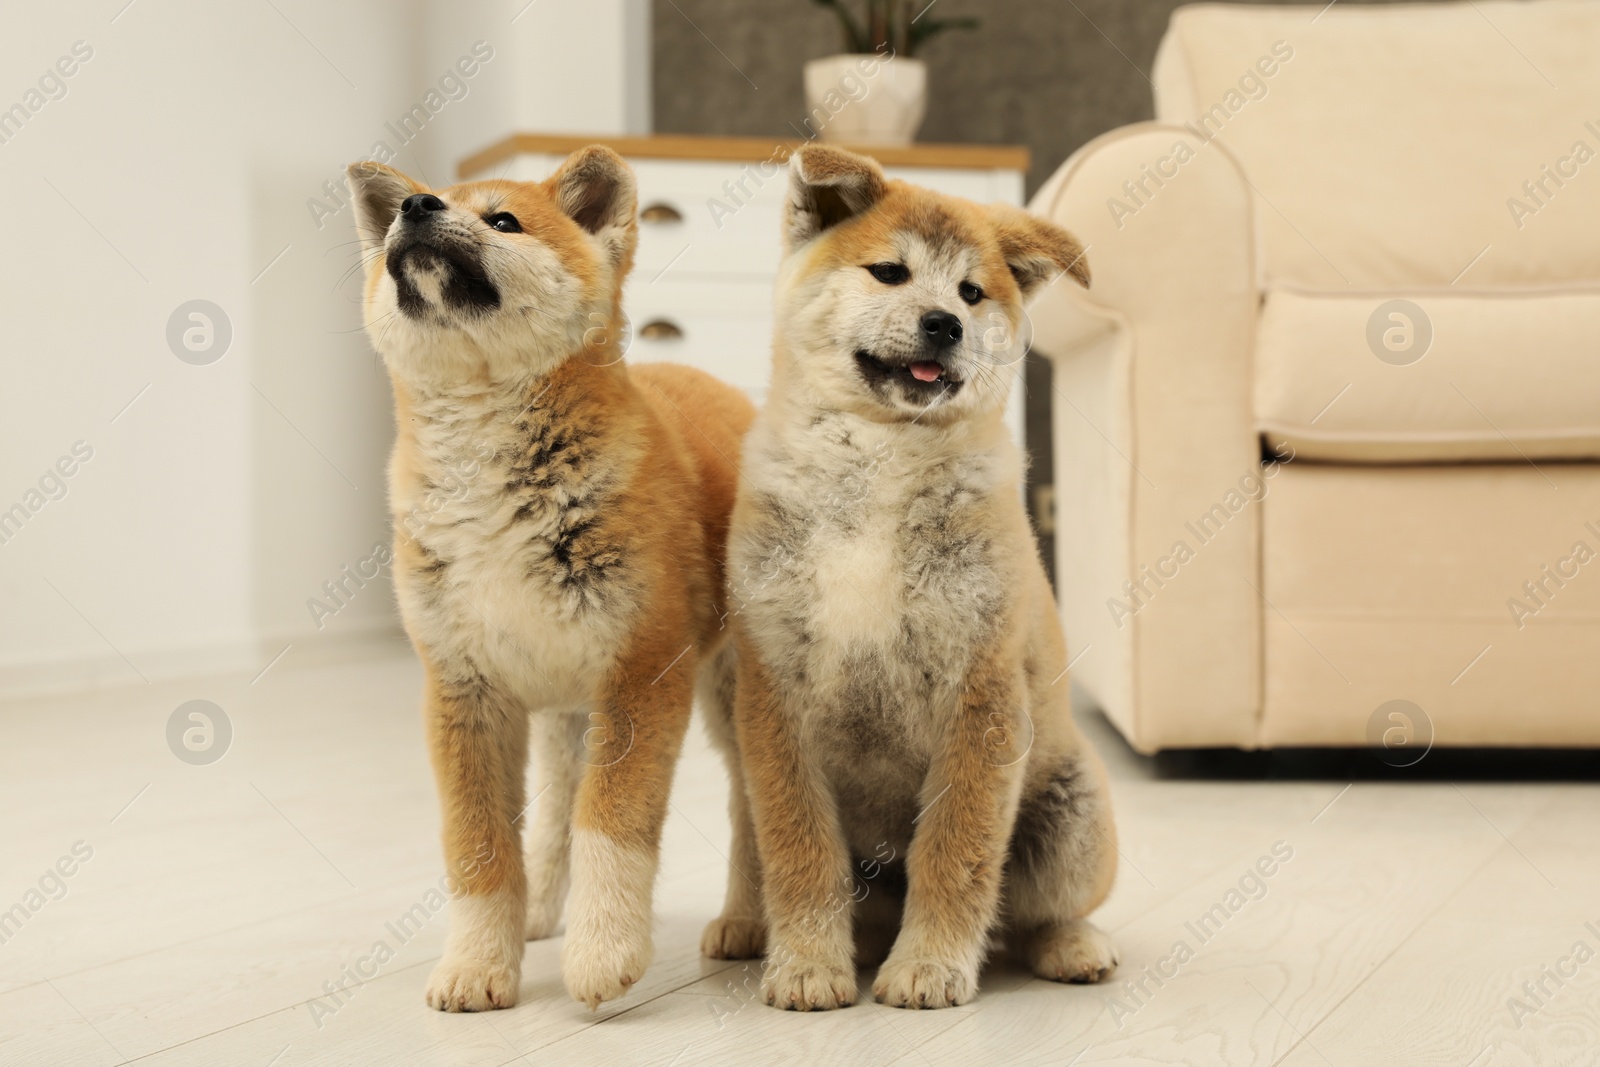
[909,361,943,383]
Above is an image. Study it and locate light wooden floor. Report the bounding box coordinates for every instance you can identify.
[3,650,1596,1066]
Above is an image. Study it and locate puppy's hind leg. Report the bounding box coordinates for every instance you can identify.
[698,643,767,960]
[1004,749,1120,984]
[524,710,585,940]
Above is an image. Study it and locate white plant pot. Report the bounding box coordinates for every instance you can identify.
[803,54,927,145]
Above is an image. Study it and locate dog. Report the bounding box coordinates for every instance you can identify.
[346,146,756,1011]
[724,144,1119,1010]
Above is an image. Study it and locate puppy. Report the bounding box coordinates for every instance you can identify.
[346,147,755,1011]
[725,144,1119,1010]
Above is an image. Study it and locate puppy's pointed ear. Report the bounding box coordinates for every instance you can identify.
[346,161,422,253]
[987,204,1091,296]
[785,144,888,249]
[550,145,637,269]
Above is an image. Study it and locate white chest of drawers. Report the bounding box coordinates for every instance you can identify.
[460,134,1030,435]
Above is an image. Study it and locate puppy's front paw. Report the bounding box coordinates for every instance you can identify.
[562,930,654,1010]
[425,955,520,1012]
[873,956,976,1009]
[701,915,767,960]
[1029,919,1118,984]
[761,955,857,1011]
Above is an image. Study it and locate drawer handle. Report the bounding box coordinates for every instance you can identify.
[640,202,684,224]
[638,319,684,341]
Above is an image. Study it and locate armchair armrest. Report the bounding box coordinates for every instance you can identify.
[1027,122,1263,751]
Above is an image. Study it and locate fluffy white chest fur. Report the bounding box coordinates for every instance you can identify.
[734,409,1021,732]
[390,380,638,709]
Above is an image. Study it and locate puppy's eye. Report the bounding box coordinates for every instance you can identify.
[959,281,984,305]
[485,212,522,234]
[867,262,909,285]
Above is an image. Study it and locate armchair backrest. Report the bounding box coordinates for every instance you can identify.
[1153,1,1600,290]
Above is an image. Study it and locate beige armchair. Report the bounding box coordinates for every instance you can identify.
[1027,0,1600,752]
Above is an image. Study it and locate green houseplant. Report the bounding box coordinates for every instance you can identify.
[802,0,980,145]
[812,0,979,57]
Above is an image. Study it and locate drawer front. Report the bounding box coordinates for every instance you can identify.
[622,279,774,398]
[632,159,786,280]
[881,166,1007,202]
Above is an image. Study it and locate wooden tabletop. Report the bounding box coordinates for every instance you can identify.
[458,133,1029,178]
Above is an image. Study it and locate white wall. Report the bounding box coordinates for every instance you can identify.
[0,0,645,695]
[411,0,651,186]
[510,0,652,139]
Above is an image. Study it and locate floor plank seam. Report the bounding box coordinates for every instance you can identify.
[513,959,748,1057]
[106,958,437,1066]
[1261,831,1532,1067]
[27,873,433,989]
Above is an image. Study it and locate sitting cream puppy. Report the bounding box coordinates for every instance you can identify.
[725,145,1119,1011]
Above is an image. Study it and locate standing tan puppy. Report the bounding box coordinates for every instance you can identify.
[727,145,1119,1011]
[347,147,755,1011]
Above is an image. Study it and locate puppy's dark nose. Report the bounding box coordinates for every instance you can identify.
[920,310,964,349]
[400,193,445,220]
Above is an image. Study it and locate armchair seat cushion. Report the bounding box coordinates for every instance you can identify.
[1255,288,1600,463]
